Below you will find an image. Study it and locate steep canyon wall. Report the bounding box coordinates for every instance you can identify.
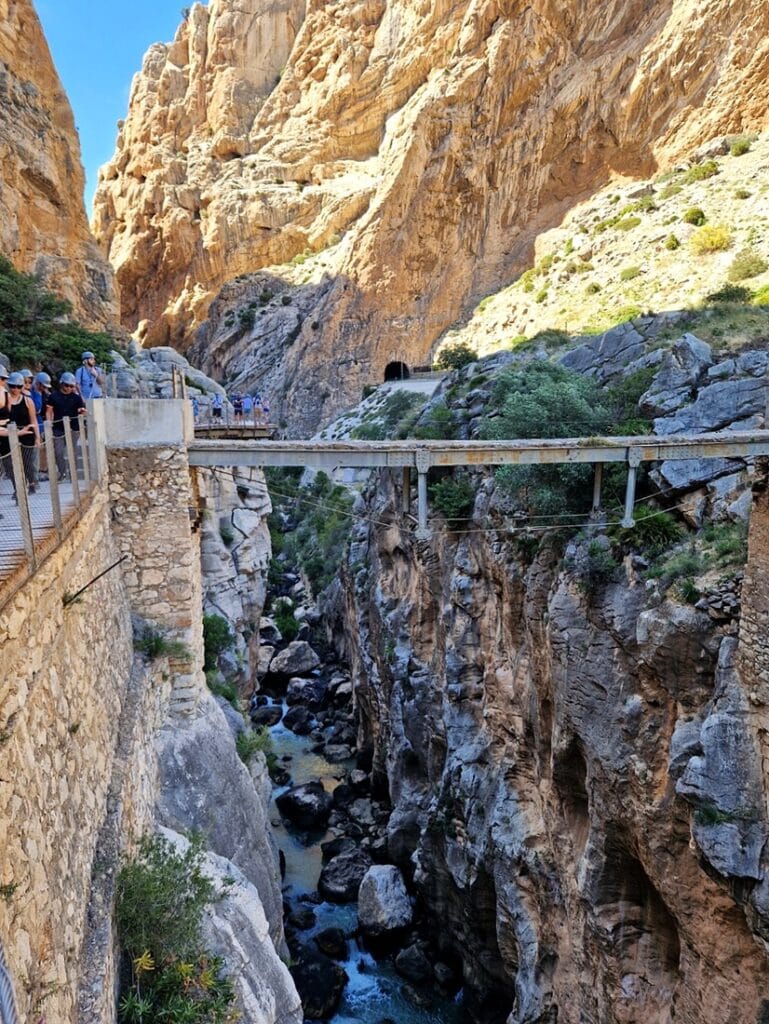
[332,468,769,1024]
[95,0,769,432]
[0,0,116,326]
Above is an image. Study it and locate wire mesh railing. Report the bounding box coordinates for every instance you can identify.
[0,414,102,592]
[0,939,19,1024]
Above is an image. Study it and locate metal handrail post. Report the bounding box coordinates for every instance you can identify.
[78,415,91,489]
[44,420,63,539]
[8,424,36,569]
[63,417,81,507]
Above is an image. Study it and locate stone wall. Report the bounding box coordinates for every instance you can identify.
[101,398,206,715]
[0,489,134,1024]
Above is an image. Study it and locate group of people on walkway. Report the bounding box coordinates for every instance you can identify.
[0,352,105,499]
[192,389,271,426]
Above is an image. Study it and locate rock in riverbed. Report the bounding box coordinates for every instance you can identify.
[276,781,333,830]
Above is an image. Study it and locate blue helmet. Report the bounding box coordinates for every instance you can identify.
[20,368,33,379]
[0,366,8,379]
[7,372,25,386]
[81,351,95,361]
[60,372,77,385]
[35,372,51,386]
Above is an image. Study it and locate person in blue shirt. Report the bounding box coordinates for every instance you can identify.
[211,392,223,420]
[75,351,105,399]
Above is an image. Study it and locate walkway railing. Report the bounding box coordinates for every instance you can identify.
[0,415,103,606]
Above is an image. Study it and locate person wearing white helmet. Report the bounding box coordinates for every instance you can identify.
[46,372,86,479]
[75,350,105,400]
[3,371,40,496]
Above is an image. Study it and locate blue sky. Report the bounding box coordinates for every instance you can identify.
[36,0,192,213]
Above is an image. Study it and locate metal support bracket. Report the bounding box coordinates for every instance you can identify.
[622,447,644,528]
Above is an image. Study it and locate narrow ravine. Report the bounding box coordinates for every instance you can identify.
[252,552,468,1024]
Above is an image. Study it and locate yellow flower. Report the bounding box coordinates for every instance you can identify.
[133,950,155,974]
[198,967,215,991]
[177,961,195,986]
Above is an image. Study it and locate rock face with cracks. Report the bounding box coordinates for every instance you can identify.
[0,0,117,326]
[94,0,769,432]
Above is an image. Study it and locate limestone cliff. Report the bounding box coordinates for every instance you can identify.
[0,0,116,326]
[326,328,769,1022]
[95,0,769,432]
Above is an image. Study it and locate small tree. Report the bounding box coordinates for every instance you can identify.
[434,342,478,371]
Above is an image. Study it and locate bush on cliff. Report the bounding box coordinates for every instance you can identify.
[116,833,235,1024]
[430,476,476,523]
[202,614,234,672]
[480,363,612,517]
[434,341,478,370]
[0,254,115,372]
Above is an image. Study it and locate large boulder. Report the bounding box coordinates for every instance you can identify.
[283,705,314,735]
[155,695,285,950]
[286,675,328,708]
[319,846,373,903]
[358,865,413,937]
[290,952,348,1020]
[276,781,333,830]
[271,641,321,676]
[395,943,434,985]
[251,704,283,728]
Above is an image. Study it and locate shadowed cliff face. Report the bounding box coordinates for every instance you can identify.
[94,0,769,431]
[330,473,769,1023]
[0,0,116,327]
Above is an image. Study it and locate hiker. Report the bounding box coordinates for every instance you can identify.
[75,350,105,399]
[242,393,253,422]
[46,372,86,479]
[4,371,40,495]
[232,392,244,424]
[212,392,223,421]
[32,373,52,475]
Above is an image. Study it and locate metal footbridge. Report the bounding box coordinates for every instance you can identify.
[187,430,769,535]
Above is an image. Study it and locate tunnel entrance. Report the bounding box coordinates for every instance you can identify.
[384,360,410,381]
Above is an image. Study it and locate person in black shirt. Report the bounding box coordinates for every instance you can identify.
[46,372,86,479]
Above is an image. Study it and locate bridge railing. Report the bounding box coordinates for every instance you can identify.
[0,414,104,607]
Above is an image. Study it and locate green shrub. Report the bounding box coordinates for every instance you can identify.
[753,284,769,306]
[430,477,476,522]
[116,833,234,1024]
[236,726,271,764]
[266,470,354,596]
[705,283,752,303]
[0,254,116,372]
[620,266,641,282]
[576,541,620,595]
[682,159,719,184]
[659,183,683,200]
[728,247,768,281]
[535,288,548,303]
[238,307,256,329]
[520,269,536,293]
[538,254,555,272]
[690,225,732,254]
[735,188,752,200]
[272,597,300,642]
[482,363,611,517]
[679,578,701,604]
[350,420,386,440]
[413,400,457,440]
[434,341,478,370]
[604,366,657,426]
[616,216,641,231]
[665,234,681,251]
[219,522,234,546]
[206,675,239,708]
[135,628,191,661]
[615,509,684,552]
[730,137,752,157]
[585,282,601,295]
[683,207,706,226]
[203,614,234,672]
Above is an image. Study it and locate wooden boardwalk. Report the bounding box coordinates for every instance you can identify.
[0,478,81,583]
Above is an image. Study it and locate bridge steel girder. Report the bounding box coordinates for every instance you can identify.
[187,431,769,472]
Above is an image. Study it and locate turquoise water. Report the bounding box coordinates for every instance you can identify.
[266,699,466,1023]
